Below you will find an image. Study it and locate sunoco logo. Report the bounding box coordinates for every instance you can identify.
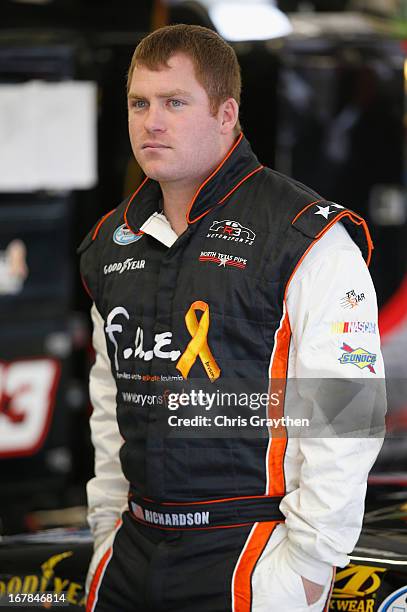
[113,224,143,246]
[338,343,376,374]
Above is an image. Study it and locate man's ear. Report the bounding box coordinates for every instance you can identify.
[219,98,239,135]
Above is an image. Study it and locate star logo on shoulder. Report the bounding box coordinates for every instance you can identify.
[314,203,345,219]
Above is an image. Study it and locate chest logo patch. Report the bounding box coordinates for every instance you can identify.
[176,301,221,383]
[199,251,247,270]
[206,220,255,245]
[104,302,220,383]
[338,343,376,374]
[113,224,143,246]
[104,258,145,275]
[105,306,180,372]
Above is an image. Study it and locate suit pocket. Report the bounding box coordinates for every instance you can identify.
[85,528,118,595]
[252,524,332,611]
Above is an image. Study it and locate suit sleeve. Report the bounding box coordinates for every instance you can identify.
[87,303,129,550]
[282,223,386,584]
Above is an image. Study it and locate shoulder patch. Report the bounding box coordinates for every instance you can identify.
[292,200,347,238]
[292,199,373,266]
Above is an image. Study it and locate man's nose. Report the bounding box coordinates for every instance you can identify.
[144,103,166,132]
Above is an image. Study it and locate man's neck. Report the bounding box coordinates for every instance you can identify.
[160,179,201,236]
[160,134,237,236]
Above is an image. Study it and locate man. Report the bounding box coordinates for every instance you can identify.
[79,24,385,612]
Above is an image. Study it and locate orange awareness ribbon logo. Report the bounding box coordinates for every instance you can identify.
[176,301,221,382]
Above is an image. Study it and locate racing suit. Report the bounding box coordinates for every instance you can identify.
[79,134,385,611]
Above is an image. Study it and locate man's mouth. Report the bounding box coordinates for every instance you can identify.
[142,143,170,149]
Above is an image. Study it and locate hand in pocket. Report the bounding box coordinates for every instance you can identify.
[252,529,332,611]
[301,576,325,606]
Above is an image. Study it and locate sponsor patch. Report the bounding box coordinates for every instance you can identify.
[104,258,145,275]
[331,564,387,612]
[340,289,366,309]
[206,219,256,245]
[105,306,181,372]
[331,321,376,334]
[113,224,143,245]
[0,551,86,607]
[378,585,407,611]
[338,343,376,374]
[199,251,247,269]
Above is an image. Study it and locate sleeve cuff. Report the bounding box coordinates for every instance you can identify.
[285,540,337,585]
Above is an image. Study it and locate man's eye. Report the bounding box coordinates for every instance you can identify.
[131,100,146,109]
[169,99,184,108]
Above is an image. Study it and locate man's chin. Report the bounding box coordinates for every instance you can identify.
[142,165,179,183]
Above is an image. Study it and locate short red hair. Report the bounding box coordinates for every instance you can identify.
[127,24,241,132]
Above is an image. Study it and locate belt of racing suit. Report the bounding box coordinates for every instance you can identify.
[128,492,285,530]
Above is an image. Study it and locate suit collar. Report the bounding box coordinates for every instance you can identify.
[125,133,262,233]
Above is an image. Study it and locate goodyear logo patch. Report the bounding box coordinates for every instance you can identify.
[339,343,376,374]
[113,224,143,246]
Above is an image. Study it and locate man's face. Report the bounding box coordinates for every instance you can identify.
[127,53,225,185]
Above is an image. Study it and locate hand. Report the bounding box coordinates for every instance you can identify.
[301,576,325,606]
